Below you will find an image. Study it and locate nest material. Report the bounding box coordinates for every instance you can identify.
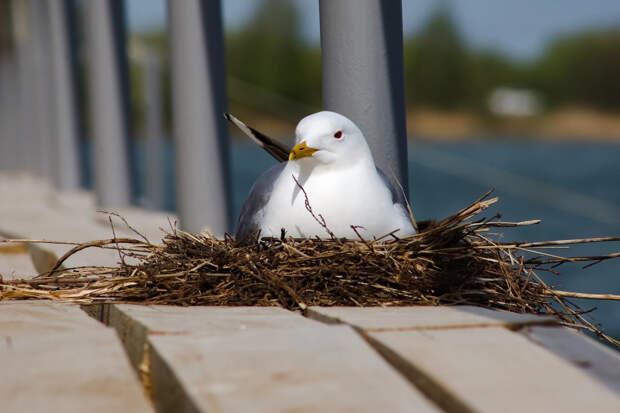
[1,192,619,345]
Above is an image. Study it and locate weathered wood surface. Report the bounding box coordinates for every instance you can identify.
[0,301,152,413]
[0,242,38,279]
[97,304,440,413]
[307,305,556,330]
[2,300,620,412]
[0,173,174,274]
[521,325,620,394]
[309,306,620,412]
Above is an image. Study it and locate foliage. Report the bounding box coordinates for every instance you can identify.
[225,0,321,110]
[127,2,620,134]
[405,6,468,109]
[533,29,620,109]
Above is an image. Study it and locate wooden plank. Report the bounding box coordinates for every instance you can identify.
[93,305,325,370]
[0,206,128,272]
[364,327,620,412]
[0,173,174,274]
[308,305,555,330]
[0,301,152,413]
[520,325,620,394]
[0,242,37,279]
[104,304,440,413]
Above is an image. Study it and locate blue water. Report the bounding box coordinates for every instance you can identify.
[86,138,620,340]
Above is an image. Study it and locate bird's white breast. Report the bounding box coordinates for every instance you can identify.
[259,162,413,239]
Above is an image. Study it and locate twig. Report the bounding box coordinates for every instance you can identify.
[391,171,418,232]
[108,216,126,268]
[46,238,144,276]
[469,220,541,228]
[508,237,620,248]
[291,174,335,239]
[98,210,152,244]
[549,290,620,301]
[0,239,83,246]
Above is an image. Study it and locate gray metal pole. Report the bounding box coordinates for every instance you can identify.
[319,0,409,195]
[85,0,132,207]
[0,57,5,170]
[143,51,165,210]
[0,61,7,172]
[3,57,20,172]
[29,0,55,181]
[2,0,28,172]
[167,0,232,234]
[48,0,81,191]
[12,0,37,173]
[0,9,11,171]
[0,56,16,171]
[7,56,20,172]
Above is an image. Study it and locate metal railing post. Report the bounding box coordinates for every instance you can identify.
[0,57,6,170]
[48,0,81,191]
[29,0,55,181]
[143,51,166,210]
[12,0,37,173]
[0,56,16,171]
[0,1,14,171]
[85,0,132,207]
[167,0,232,234]
[319,0,409,195]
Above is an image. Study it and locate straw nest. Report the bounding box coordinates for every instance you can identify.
[1,191,619,345]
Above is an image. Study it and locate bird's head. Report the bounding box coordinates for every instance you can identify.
[288,111,373,167]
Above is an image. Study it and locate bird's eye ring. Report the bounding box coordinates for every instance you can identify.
[334,131,343,139]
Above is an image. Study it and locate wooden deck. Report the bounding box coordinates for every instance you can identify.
[2,173,620,412]
[2,302,620,412]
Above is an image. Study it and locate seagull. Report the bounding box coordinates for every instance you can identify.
[225,111,415,242]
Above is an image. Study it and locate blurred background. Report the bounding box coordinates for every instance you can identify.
[1,0,619,340]
[125,0,620,137]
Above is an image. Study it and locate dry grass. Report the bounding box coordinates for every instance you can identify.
[1,192,619,345]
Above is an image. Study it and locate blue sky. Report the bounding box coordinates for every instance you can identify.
[126,0,620,61]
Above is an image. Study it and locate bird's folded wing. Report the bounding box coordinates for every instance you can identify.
[224,113,291,162]
[235,162,286,242]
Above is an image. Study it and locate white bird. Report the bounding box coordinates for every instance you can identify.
[226,111,415,242]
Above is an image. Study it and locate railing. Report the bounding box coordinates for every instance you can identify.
[0,0,408,234]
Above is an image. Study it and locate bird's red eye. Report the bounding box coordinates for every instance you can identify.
[334,131,343,139]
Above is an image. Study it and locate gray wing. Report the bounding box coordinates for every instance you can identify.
[235,162,286,242]
[376,167,408,209]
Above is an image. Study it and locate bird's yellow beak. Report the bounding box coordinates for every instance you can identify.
[288,141,318,161]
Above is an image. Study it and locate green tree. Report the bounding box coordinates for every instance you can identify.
[534,29,620,109]
[226,0,321,112]
[466,51,530,111]
[405,5,468,109]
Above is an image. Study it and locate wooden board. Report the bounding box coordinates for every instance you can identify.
[0,242,37,279]
[365,327,620,412]
[520,325,620,394]
[103,304,440,413]
[308,305,556,330]
[0,301,152,413]
[309,306,620,411]
[91,304,324,369]
[0,174,174,273]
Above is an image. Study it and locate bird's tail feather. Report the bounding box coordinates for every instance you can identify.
[223,113,291,163]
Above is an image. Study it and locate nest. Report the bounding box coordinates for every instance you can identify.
[1,192,619,345]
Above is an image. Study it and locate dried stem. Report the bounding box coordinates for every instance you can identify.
[291,174,336,239]
[549,290,620,301]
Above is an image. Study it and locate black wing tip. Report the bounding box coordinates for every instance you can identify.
[223,112,232,121]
